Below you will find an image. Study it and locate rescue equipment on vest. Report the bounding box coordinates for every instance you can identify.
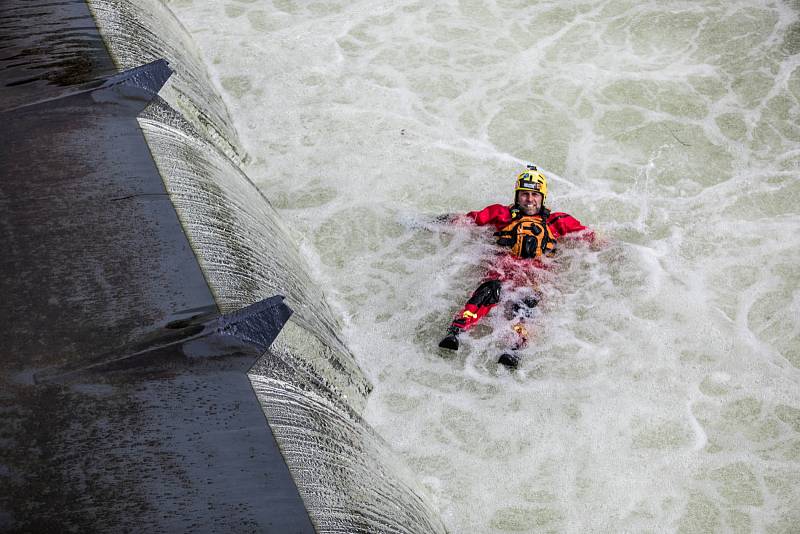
[494,209,556,259]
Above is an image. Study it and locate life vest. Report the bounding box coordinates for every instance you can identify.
[493,208,556,259]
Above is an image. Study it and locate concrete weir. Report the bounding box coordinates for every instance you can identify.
[1,1,445,533]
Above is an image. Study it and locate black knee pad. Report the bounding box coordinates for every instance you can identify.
[466,279,502,307]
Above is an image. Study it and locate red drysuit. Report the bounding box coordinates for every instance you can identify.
[449,203,593,332]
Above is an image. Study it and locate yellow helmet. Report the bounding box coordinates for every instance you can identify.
[514,165,547,201]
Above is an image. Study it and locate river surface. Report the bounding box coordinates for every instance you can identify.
[167,1,800,531]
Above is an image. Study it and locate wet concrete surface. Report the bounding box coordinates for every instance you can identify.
[0,1,313,531]
[0,0,117,111]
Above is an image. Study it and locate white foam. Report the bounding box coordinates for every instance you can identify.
[168,0,800,531]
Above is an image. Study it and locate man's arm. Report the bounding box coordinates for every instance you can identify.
[464,204,511,226]
[548,212,595,241]
[431,204,511,227]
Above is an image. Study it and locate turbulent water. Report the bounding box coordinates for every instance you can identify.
[167,1,800,531]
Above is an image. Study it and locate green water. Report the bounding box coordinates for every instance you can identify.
[169,0,800,531]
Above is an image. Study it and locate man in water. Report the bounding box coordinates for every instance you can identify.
[438,165,593,367]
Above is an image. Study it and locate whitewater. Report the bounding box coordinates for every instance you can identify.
[166,0,800,531]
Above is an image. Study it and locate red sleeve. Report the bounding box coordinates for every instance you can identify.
[547,212,594,241]
[464,204,512,227]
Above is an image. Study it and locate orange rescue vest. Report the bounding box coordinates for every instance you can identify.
[494,210,556,259]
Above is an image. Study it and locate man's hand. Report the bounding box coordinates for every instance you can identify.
[433,213,457,224]
[433,213,474,225]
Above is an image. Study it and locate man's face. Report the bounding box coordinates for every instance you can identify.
[517,190,543,215]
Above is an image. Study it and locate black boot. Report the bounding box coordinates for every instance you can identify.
[438,325,462,351]
[498,352,520,368]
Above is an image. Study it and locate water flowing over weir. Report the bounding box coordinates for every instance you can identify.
[137,97,445,531]
[87,0,247,166]
[1,0,446,532]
